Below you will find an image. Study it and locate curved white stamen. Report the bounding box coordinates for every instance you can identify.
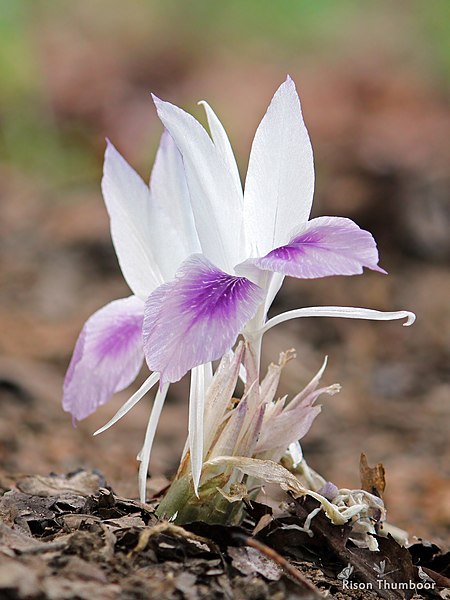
[93,371,160,436]
[138,383,169,502]
[259,307,416,336]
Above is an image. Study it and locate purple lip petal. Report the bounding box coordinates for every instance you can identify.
[143,254,265,384]
[63,296,145,422]
[242,216,387,279]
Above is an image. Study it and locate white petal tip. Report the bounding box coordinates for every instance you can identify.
[93,423,111,436]
[92,419,116,437]
[151,93,163,106]
[192,471,201,498]
[403,312,416,326]
[328,383,341,395]
[192,470,201,499]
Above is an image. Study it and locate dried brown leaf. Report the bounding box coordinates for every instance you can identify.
[360,453,386,498]
[228,545,283,581]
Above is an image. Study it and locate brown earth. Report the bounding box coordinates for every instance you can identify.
[0,471,448,599]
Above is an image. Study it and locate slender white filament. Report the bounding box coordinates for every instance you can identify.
[138,382,169,503]
[259,306,416,336]
[189,365,206,496]
[94,371,160,436]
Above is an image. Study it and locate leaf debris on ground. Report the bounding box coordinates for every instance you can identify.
[0,470,449,599]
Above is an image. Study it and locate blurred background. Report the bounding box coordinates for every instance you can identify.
[0,1,449,539]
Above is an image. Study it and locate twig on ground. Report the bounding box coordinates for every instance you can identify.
[234,533,325,599]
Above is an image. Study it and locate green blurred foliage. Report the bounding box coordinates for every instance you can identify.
[0,0,97,188]
[0,0,448,192]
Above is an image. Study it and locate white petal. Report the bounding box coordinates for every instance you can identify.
[189,365,206,495]
[260,306,416,336]
[138,383,169,502]
[198,100,242,200]
[102,141,163,299]
[93,371,160,435]
[264,272,285,315]
[149,130,201,279]
[152,95,245,271]
[244,77,315,255]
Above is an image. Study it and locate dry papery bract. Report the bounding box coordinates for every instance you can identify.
[157,343,390,553]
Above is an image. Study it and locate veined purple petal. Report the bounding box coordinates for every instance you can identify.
[241,217,387,280]
[143,255,264,385]
[63,296,145,421]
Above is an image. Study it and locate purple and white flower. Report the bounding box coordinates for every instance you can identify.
[63,130,200,421]
[142,77,414,492]
[63,130,205,498]
[145,77,414,389]
[64,77,415,500]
